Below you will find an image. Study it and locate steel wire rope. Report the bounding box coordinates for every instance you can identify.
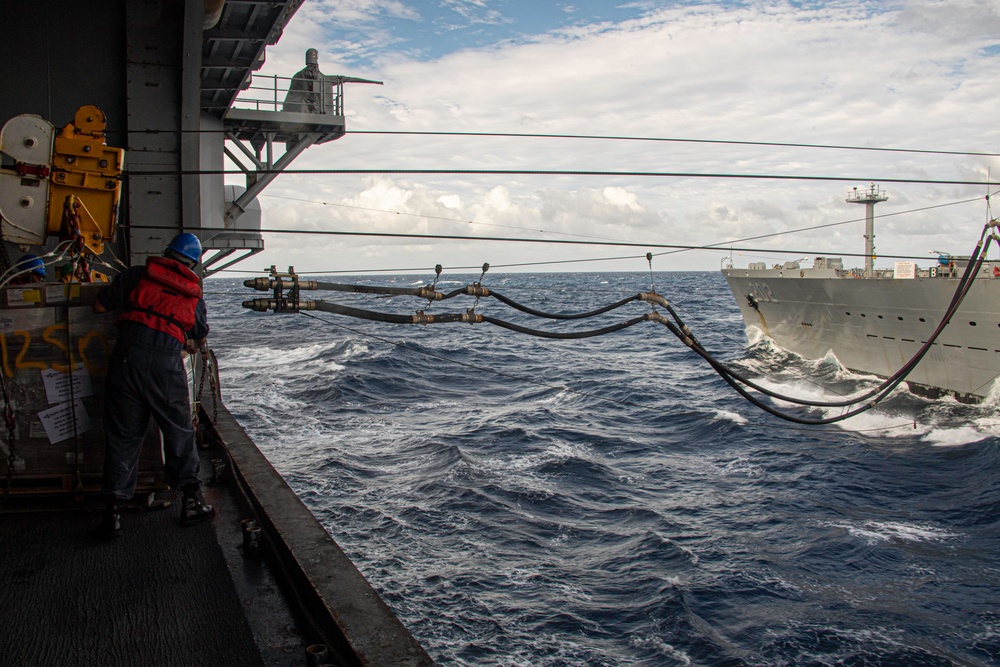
[126,167,1000,188]
[292,310,929,435]
[214,195,986,276]
[253,192,986,268]
[129,223,941,263]
[127,126,1000,159]
[664,230,997,422]
[259,194,629,244]
[655,197,988,259]
[345,130,1000,159]
[237,233,996,410]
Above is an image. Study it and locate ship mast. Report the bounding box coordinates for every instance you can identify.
[846,183,888,277]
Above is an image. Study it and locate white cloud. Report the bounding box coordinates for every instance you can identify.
[229,0,1000,276]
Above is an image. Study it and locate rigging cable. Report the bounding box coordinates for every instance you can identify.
[130,222,943,264]
[665,226,998,421]
[216,193,989,276]
[345,130,1000,160]
[126,166,1000,189]
[242,220,998,423]
[293,308,956,437]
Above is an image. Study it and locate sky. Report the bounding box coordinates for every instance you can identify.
[225,0,1000,277]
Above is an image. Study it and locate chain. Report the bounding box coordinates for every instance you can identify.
[207,351,218,426]
[646,252,657,294]
[196,349,218,427]
[0,371,17,508]
[0,228,10,275]
[471,262,490,311]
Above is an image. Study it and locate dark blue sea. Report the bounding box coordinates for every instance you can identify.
[205,271,1000,667]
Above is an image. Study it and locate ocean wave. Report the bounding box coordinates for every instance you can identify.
[820,519,961,546]
[208,272,1000,667]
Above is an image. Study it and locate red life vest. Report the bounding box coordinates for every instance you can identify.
[118,256,202,344]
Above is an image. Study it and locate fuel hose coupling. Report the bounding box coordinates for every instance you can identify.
[244,277,271,291]
[244,277,320,291]
[417,286,444,300]
[241,298,316,312]
[465,285,490,297]
[639,292,669,309]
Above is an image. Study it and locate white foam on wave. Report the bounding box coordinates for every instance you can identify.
[823,406,934,438]
[713,409,748,425]
[720,455,762,478]
[751,376,873,409]
[824,399,1000,445]
[744,373,1000,445]
[339,340,369,362]
[534,387,573,405]
[219,340,345,368]
[467,439,598,496]
[922,424,999,447]
[824,519,961,546]
[627,634,692,665]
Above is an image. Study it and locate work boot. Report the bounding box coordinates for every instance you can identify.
[179,496,216,526]
[97,508,123,539]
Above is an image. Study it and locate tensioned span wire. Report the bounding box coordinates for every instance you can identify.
[124,224,951,264]
[258,194,986,252]
[248,193,987,272]
[251,228,987,419]
[344,130,1000,159]
[126,167,1000,188]
[143,126,1000,159]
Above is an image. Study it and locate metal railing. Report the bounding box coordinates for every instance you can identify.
[231,73,344,116]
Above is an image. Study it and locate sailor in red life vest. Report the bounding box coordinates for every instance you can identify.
[92,233,214,537]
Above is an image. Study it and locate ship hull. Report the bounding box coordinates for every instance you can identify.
[722,268,1000,403]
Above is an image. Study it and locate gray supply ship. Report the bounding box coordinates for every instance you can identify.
[722,184,1000,404]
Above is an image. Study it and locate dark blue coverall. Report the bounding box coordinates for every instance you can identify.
[97,266,210,501]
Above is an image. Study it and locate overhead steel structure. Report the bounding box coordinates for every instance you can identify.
[1,1,377,276]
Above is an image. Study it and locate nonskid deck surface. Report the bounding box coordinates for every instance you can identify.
[0,501,265,667]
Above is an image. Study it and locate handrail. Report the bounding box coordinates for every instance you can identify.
[231,73,344,116]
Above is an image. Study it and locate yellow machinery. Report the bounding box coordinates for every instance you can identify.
[0,104,124,258]
[0,108,161,496]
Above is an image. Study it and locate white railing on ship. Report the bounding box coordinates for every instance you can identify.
[230,74,344,116]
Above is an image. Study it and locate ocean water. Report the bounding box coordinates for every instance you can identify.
[205,271,1000,667]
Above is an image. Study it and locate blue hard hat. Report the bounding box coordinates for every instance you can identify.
[166,233,202,263]
[17,254,46,277]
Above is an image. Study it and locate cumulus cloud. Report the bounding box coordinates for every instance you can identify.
[230,0,1000,275]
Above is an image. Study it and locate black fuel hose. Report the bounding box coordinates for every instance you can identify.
[482,314,651,339]
[661,228,994,420]
[313,300,653,337]
[487,291,641,320]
